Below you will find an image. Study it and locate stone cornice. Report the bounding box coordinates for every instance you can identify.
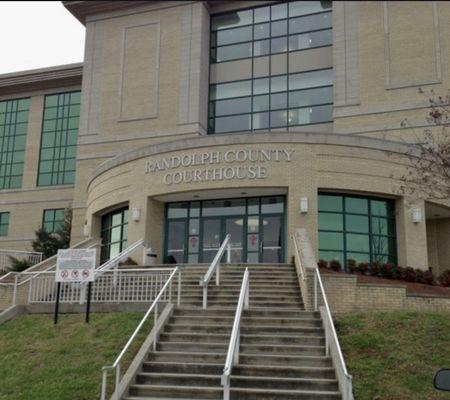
[88,131,417,187]
[63,1,154,24]
[0,63,83,95]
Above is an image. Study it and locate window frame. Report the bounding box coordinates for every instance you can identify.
[42,208,65,233]
[0,212,10,236]
[100,207,129,264]
[318,193,397,267]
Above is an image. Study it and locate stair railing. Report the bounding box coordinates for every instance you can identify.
[100,266,181,400]
[221,267,249,400]
[199,233,231,309]
[314,267,353,400]
[291,233,306,281]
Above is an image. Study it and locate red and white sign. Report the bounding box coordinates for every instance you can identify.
[56,249,96,283]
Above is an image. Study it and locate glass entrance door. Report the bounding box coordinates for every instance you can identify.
[164,196,285,264]
[201,216,244,263]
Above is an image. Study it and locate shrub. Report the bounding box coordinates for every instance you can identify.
[329,259,342,272]
[380,262,396,279]
[357,262,369,275]
[438,271,450,287]
[318,259,328,269]
[8,256,31,272]
[420,270,435,285]
[401,267,416,282]
[346,259,357,274]
[394,265,405,280]
[370,262,382,277]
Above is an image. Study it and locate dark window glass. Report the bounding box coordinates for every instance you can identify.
[0,212,10,236]
[261,196,284,214]
[214,42,252,62]
[100,207,129,263]
[289,1,332,17]
[210,97,252,117]
[253,95,270,112]
[271,20,287,37]
[253,39,270,56]
[38,91,80,186]
[254,6,270,23]
[289,29,332,51]
[210,80,252,100]
[203,198,246,216]
[271,36,288,53]
[167,202,189,219]
[0,98,29,189]
[318,194,397,267]
[254,23,270,40]
[289,86,333,108]
[212,114,251,133]
[42,209,65,233]
[215,26,252,46]
[289,104,333,125]
[289,69,333,90]
[253,112,269,130]
[289,12,332,34]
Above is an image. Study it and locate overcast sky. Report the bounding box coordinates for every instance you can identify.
[0,2,85,75]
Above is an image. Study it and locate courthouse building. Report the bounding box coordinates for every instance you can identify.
[0,0,449,273]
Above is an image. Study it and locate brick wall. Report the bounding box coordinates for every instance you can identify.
[321,273,450,313]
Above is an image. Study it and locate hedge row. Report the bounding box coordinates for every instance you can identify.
[318,259,450,288]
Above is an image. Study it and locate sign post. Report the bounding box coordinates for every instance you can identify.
[55,248,96,325]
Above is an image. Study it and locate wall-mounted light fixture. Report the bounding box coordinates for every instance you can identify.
[300,197,308,214]
[83,223,90,238]
[411,208,422,224]
[131,207,141,222]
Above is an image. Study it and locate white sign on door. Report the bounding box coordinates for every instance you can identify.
[56,248,96,283]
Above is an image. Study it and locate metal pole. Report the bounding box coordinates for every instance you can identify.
[85,281,92,324]
[314,271,318,311]
[203,285,207,310]
[54,282,61,325]
[227,243,231,263]
[114,364,120,400]
[153,302,159,351]
[216,263,220,286]
[12,274,18,307]
[177,270,181,306]
[100,369,108,400]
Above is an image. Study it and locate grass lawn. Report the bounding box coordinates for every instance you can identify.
[336,311,450,400]
[0,312,152,400]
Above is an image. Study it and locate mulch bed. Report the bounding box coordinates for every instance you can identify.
[319,267,450,298]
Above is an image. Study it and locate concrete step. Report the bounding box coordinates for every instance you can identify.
[239,354,332,368]
[128,384,222,399]
[234,364,336,379]
[240,344,325,356]
[230,375,339,391]
[241,325,322,336]
[157,341,228,353]
[136,372,221,387]
[176,287,301,295]
[148,351,226,364]
[241,334,325,346]
[180,301,304,308]
[143,361,223,375]
[173,307,315,318]
[229,387,341,399]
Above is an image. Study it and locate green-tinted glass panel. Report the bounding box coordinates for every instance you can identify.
[346,252,370,264]
[0,99,29,189]
[318,195,343,212]
[346,233,370,253]
[371,199,394,217]
[318,213,343,231]
[371,217,395,236]
[345,197,368,214]
[38,91,80,186]
[319,231,344,250]
[100,207,129,264]
[167,202,189,219]
[371,235,396,256]
[345,214,369,233]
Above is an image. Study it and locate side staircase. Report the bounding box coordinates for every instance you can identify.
[123,264,341,400]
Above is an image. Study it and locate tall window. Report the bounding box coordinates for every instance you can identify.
[0,98,29,189]
[209,1,333,134]
[0,212,10,236]
[42,209,65,233]
[100,207,129,263]
[318,193,397,266]
[37,91,80,186]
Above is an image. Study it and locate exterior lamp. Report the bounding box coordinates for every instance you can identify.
[83,223,90,238]
[300,197,308,214]
[411,208,422,224]
[131,207,141,222]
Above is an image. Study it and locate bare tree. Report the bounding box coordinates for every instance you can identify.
[397,89,450,202]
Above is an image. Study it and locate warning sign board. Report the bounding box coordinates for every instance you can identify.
[56,249,96,283]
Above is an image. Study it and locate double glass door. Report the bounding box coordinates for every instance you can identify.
[165,196,285,264]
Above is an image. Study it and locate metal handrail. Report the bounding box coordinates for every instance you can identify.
[314,267,353,399]
[221,267,249,400]
[291,233,306,281]
[199,234,231,309]
[100,267,181,400]
[96,239,145,274]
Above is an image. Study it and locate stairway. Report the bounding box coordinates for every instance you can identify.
[123,264,341,399]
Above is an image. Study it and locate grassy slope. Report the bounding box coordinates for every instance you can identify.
[0,313,152,400]
[336,311,450,400]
